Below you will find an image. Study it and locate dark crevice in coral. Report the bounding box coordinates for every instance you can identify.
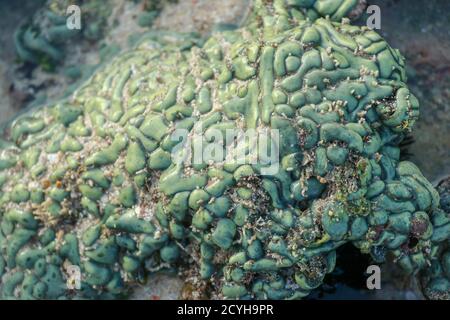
[307,243,374,299]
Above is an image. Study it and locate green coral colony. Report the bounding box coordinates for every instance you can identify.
[0,0,449,300]
[14,0,110,69]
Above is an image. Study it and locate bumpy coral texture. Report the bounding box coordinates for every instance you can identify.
[0,0,449,299]
[422,178,450,300]
[14,0,112,68]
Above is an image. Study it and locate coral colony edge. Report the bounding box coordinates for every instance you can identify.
[0,0,448,300]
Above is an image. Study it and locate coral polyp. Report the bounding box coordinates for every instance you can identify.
[0,0,449,299]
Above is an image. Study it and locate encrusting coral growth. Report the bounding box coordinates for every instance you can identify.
[0,0,449,299]
[14,0,114,71]
[422,177,450,300]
